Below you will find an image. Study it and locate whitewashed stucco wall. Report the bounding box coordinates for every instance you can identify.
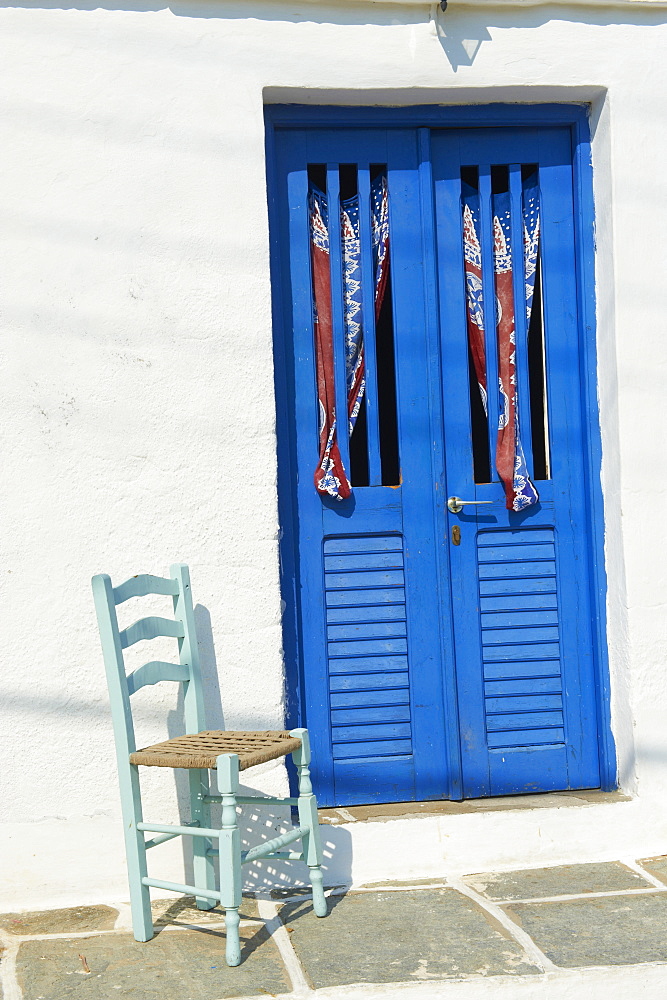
[1,0,666,909]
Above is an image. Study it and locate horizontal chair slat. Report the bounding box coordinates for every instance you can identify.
[207,849,304,860]
[120,616,185,649]
[127,661,190,694]
[203,795,299,806]
[144,831,181,849]
[137,821,218,838]
[113,574,180,604]
[243,826,307,864]
[142,877,220,901]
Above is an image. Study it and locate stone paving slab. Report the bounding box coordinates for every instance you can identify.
[639,855,667,886]
[0,905,118,936]
[16,927,290,999]
[152,895,261,926]
[463,863,650,901]
[279,889,540,988]
[504,892,667,967]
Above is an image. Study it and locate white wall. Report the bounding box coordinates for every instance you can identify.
[1,0,666,909]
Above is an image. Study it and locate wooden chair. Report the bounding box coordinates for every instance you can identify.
[92,563,327,966]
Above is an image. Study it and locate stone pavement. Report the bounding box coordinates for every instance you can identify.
[3,858,667,1000]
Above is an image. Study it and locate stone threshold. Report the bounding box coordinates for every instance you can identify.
[318,789,630,824]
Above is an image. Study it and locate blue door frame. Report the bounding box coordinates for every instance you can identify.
[266,104,616,806]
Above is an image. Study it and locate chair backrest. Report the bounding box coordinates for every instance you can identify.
[92,564,206,768]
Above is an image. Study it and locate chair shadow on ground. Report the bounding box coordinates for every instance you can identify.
[164,603,353,907]
[151,894,273,959]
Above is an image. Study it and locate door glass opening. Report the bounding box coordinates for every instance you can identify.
[523,165,551,481]
[460,163,551,490]
[307,162,400,491]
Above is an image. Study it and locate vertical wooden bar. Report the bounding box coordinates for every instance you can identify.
[326,163,351,479]
[217,754,242,966]
[357,165,382,485]
[478,165,499,475]
[171,564,217,909]
[509,163,534,476]
[171,563,205,734]
[285,143,336,802]
[91,574,154,942]
[420,127,465,800]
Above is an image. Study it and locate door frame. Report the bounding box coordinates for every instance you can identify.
[265,102,617,797]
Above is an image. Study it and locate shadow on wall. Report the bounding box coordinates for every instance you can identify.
[0,0,664,82]
[165,603,353,891]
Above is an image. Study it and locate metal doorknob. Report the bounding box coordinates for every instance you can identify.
[447,496,494,514]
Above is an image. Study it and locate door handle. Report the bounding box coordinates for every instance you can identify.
[447,496,494,514]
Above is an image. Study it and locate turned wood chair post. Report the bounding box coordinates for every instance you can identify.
[291,728,327,916]
[216,753,242,967]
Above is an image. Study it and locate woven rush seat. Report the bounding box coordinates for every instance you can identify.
[130,730,302,770]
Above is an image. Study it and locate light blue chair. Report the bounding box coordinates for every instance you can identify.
[92,563,327,966]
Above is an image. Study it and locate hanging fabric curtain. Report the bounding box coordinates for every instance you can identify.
[309,176,390,501]
[462,180,540,512]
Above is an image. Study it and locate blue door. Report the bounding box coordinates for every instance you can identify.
[270,119,606,806]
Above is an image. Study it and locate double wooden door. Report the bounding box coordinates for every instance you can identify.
[270,121,604,806]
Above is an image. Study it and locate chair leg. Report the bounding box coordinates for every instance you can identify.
[189,768,216,910]
[120,764,154,941]
[290,728,328,918]
[217,753,243,967]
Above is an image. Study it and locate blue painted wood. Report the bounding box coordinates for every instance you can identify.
[327,604,407,624]
[328,622,407,640]
[266,105,591,129]
[482,610,559,628]
[270,111,611,806]
[434,126,602,796]
[486,694,563,713]
[485,677,562,697]
[572,114,616,790]
[478,528,555,545]
[479,576,557,597]
[332,738,413,760]
[280,134,336,801]
[484,659,562,681]
[328,654,408,675]
[332,704,411,725]
[325,535,403,553]
[330,689,410,709]
[326,587,405,607]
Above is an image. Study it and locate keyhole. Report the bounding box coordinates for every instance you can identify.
[452,525,461,546]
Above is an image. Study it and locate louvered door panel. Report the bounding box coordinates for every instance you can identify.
[479,528,566,756]
[325,535,413,764]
